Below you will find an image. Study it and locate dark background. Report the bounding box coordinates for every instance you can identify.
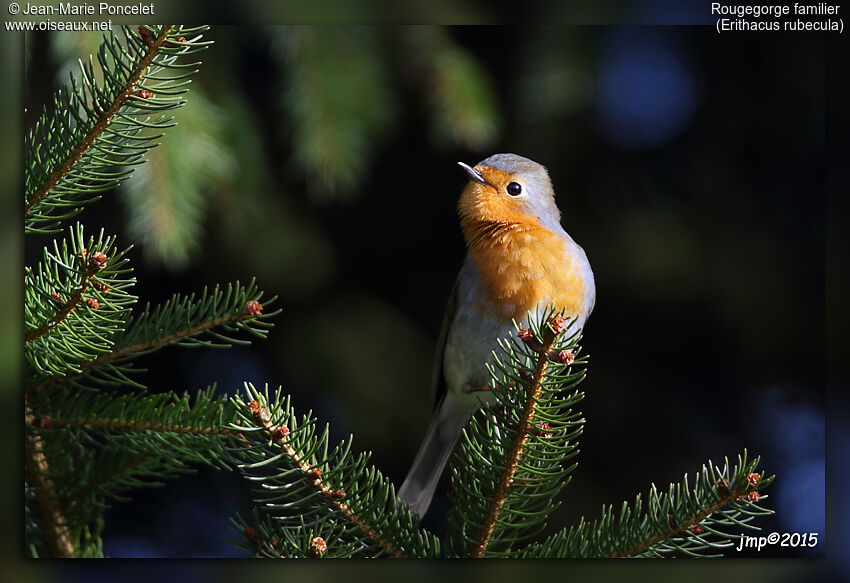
[25,25,825,559]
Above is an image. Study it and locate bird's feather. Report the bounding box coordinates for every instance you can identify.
[429,278,458,409]
[397,391,469,517]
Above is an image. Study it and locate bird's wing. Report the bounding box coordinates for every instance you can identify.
[430,278,458,409]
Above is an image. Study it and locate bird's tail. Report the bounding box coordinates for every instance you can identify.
[398,394,469,517]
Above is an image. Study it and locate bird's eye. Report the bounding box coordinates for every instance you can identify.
[506,182,522,196]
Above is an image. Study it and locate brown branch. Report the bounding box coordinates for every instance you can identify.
[25,403,75,558]
[469,318,563,558]
[83,313,240,369]
[25,25,174,213]
[605,483,751,558]
[248,402,407,558]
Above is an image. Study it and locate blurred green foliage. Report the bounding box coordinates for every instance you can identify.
[273,26,397,199]
[122,90,236,270]
[516,30,592,122]
[410,27,499,150]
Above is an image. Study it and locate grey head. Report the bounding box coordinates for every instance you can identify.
[461,153,563,232]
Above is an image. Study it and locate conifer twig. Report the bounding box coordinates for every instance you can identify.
[246,401,407,558]
[605,482,754,558]
[37,415,241,436]
[469,316,564,558]
[31,305,262,394]
[25,255,106,343]
[83,312,246,368]
[26,25,174,212]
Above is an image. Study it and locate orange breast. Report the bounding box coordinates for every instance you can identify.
[466,222,586,321]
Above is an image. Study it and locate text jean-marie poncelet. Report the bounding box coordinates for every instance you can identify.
[19,2,155,16]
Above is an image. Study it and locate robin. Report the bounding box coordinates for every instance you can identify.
[397,153,596,517]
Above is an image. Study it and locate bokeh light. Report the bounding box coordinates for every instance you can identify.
[596,29,698,149]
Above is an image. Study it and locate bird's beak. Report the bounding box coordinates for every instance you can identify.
[458,162,488,185]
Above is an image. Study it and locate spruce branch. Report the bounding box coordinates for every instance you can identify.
[25,386,243,538]
[469,314,565,557]
[229,384,441,558]
[521,451,774,558]
[24,224,137,381]
[32,280,277,393]
[29,385,241,454]
[231,510,358,558]
[38,415,241,437]
[24,255,102,343]
[25,25,211,233]
[26,25,172,212]
[108,279,276,355]
[243,396,405,557]
[446,308,587,557]
[91,288,280,368]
